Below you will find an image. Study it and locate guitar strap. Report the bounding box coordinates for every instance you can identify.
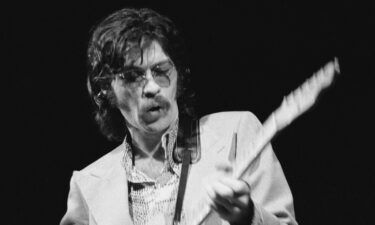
[173,117,200,224]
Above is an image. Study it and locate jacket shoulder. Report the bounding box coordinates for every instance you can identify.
[200,111,261,130]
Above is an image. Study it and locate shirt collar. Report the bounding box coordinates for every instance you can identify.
[122,118,181,183]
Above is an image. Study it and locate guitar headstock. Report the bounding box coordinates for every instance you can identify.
[272,58,340,131]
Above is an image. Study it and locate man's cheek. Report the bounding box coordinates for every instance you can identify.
[117,90,135,112]
[170,85,178,100]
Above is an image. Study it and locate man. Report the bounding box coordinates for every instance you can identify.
[61,8,297,225]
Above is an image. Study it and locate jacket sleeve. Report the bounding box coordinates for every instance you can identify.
[234,112,298,225]
[60,171,90,225]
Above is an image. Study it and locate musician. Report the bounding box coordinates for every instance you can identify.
[60,8,297,225]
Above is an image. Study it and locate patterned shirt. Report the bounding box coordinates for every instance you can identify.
[122,120,187,225]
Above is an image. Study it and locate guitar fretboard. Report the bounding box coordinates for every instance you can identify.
[191,58,340,225]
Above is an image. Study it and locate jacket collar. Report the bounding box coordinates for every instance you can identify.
[199,117,226,153]
[77,147,133,225]
[77,116,226,225]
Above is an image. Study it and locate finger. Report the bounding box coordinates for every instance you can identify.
[218,177,251,196]
[218,178,252,209]
[206,184,251,223]
[206,185,240,221]
[206,191,243,222]
[213,201,243,222]
[207,181,234,210]
[212,180,236,199]
[206,184,227,212]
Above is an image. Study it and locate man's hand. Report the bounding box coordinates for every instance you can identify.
[205,163,254,225]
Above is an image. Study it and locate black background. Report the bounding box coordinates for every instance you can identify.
[7,0,374,224]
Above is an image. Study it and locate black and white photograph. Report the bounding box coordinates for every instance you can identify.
[7,1,374,225]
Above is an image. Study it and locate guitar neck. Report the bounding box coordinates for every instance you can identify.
[191,58,340,225]
[235,113,278,179]
[192,113,279,225]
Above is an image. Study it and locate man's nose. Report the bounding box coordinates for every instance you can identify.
[143,70,161,97]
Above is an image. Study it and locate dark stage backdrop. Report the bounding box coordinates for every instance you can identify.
[7,1,374,225]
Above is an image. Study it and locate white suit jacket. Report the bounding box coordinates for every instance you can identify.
[60,111,297,225]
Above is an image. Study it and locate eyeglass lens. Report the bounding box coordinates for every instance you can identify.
[120,61,173,87]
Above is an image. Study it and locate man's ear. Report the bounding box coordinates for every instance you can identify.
[94,90,108,107]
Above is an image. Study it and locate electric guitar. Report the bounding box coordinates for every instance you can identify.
[191,58,340,225]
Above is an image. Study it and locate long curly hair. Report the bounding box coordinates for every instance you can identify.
[86,8,194,142]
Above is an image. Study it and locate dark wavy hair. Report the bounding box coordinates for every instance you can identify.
[87,8,194,142]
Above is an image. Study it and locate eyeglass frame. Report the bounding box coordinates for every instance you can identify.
[114,59,176,88]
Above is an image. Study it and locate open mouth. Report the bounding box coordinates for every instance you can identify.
[148,106,161,112]
[141,104,164,123]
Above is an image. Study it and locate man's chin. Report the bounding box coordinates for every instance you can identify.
[142,121,170,134]
[141,110,164,124]
[140,114,171,133]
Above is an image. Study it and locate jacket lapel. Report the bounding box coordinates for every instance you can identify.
[182,121,230,224]
[200,120,226,153]
[77,116,229,225]
[93,165,133,225]
[78,152,133,225]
